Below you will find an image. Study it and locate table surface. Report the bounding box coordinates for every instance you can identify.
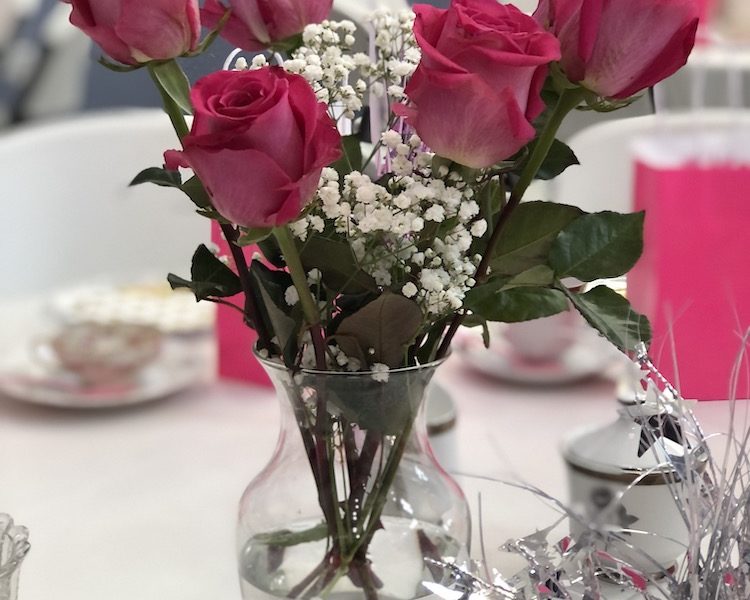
[0,314,741,600]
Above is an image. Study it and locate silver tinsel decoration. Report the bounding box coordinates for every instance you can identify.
[428,342,750,600]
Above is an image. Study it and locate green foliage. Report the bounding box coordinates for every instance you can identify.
[533,139,579,181]
[562,284,652,352]
[249,261,300,366]
[130,168,213,211]
[299,234,377,295]
[335,293,423,368]
[324,373,425,434]
[237,227,273,246]
[149,59,192,114]
[180,176,212,209]
[253,523,328,547]
[468,202,650,351]
[549,211,645,281]
[167,244,242,300]
[465,280,569,323]
[331,135,363,177]
[490,201,583,276]
[130,167,182,188]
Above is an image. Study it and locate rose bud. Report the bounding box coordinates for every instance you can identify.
[61,0,200,65]
[202,0,333,51]
[535,0,699,99]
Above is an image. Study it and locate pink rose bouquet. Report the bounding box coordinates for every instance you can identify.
[61,0,698,597]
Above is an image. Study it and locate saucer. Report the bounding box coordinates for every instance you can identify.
[0,337,213,409]
[457,326,618,386]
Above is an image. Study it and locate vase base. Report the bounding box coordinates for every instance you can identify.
[239,516,466,600]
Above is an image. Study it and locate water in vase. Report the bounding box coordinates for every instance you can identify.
[239,516,466,599]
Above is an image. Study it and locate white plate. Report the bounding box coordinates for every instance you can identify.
[457,327,619,386]
[0,337,214,409]
[50,282,215,334]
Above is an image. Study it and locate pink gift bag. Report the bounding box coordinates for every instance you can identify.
[628,153,750,401]
[211,221,271,387]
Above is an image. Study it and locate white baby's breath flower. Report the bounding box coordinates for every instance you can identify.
[388,85,405,99]
[424,205,446,222]
[321,167,339,182]
[284,286,299,306]
[307,269,322,285]
[289,219,309,241]
[402,282,418,298]
[458,200,480,221]
[470,219,488,238]
[371,363,390,383]
[381,130,402,149]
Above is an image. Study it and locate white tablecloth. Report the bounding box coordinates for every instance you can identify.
[0,333,738,600]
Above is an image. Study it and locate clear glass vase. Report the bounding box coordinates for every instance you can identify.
[0,514,29,600]
[237,357,470,600]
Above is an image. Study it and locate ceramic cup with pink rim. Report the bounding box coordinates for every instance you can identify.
[503,309,582,363]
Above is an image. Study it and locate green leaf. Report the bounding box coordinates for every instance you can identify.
[534,139,579,180]
[564,285,651,353]
[149,59,192,115]
[503,265,555,289]
[168,244,242,300]
[465,281,568,323]
[237,227,273,246]
[189,8,231,56]
[254,522,328,547]
[335,293,423,367]
[271,33,304,54]
[549,211,644,282]
[331,135,363,176]
[324,370,426,435]
[249,261,299,367]
[491,201,583,275]
[130,167,182,188]
[477,177,505,237]
[180,176,212,209]
[97,56,141,72]
[299,235,377,294]
[257,236,285,268]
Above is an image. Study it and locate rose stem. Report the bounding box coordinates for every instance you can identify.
[273,226,327,370]
[146,61,189,140]
[219,223,274,350]
[145,59,273,348]
[273,226,347,580]
[436,87,587,359]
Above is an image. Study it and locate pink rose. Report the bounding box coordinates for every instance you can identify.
[395,0,560,169]
[61,0,200,65]
[535,0,699,99]
[202,0,333,51]
[165,68,341,229]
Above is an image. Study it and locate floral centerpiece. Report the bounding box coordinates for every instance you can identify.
[62,0,699,598]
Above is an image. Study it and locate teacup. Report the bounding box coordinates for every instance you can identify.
[503,309,581,363]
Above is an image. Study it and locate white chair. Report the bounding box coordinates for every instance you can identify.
[0,109,209,298]
[552,109,750,213]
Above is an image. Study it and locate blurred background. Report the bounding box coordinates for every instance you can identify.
[1,0,749,133]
